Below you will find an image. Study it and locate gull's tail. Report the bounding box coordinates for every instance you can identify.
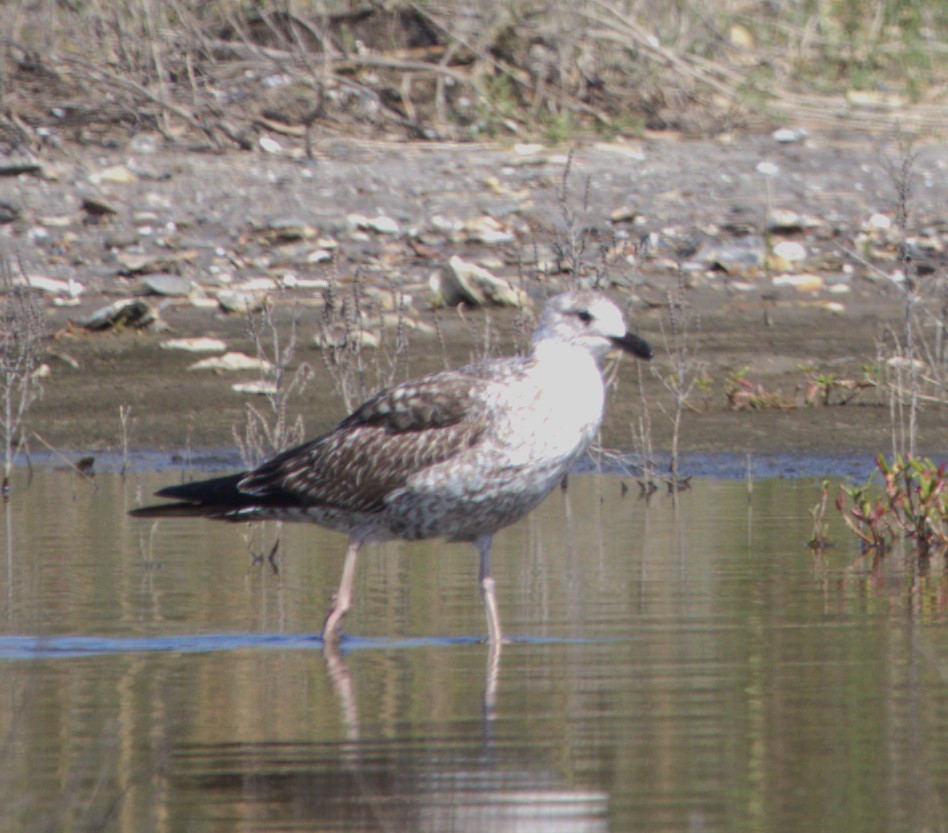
[129,473,254,520]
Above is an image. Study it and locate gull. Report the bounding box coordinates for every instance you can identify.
[130,290,652,643]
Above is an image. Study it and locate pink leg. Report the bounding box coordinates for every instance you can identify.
[476,534,503,644]
[322,534,363,643]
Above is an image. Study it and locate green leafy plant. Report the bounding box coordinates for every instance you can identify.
[836,454,947,558]
[724,368,792,411]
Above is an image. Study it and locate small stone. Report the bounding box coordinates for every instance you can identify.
[88,164,137,186]
[435,255,527,308]
[234,277,279,293]
[232,381,279,395]
[772,127,806,143]
[259,136,282,154]
[188,352,272,372]
[461,215,515,245]
[368,215,401,234]
[161,337,227,353]
[691,237,765,277]
[77,299,156,331]
[263,218,318,242]
[772,240,807,262]
[306,249,333,264]
[766,209,822,233]
[115,249,197,275]
[773,273,823,292]
[348,214,401,235]
[755,161,780,177]
[609,206,639,223]
[38,214,75,228]
[15,275,84,297]
[0,200,21,224]
[217,291,264,314]
[142,274,192,297]
[867,213,891,231]
[729,23,754,48]
[104,229,139,249]
[81,196,119,216]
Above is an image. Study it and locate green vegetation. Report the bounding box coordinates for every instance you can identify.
[836,455,946,557]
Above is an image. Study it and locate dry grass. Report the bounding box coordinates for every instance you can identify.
[0,257,46,486]
[0,0,943,153]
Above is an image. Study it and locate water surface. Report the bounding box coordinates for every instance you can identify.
[1,466,946,832]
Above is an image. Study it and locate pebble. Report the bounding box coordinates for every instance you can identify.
[161,338,227,353]
[263,218,318,242]
[77,299,156,330]
[435,255,526,308]
[88,164,137,186]
[772,128,807,143]
[142,274,192,297]
[461,215,515,244]
[772,240,807,262]
[773,273,824,292]
[755,161,780,177]
[232,381,279,395]
[610,206,639,223]
[690,237,765,277]
[81,196,118,216]
[188,352,271,372]
[217,291,264,314]
[259,136,282,154]
[14,275,84,297]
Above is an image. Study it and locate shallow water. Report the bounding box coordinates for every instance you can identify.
[1,465,946,833]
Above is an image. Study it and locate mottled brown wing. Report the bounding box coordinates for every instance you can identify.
[238,370,489,513]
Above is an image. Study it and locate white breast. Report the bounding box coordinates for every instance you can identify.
[495,341,605,466]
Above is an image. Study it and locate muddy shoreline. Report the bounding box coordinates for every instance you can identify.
[5,134,947,467]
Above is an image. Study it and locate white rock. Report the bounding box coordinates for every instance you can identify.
[437,255,526,307]
[217,291,264,314]
[15,275,84,297]
[88,164,137,185]
[234,277,279,293]
[772,240,807,262]
[259,136,282,154]
[306,249,333,264]
[366,215,401,235]
[773,273,823,292]
[461,216,515,245]
[772,127,807,143]
[161,338,228,353]
[868,213,891,230]
[188,352,272,372]
[755,161,780,176]
[232,381,279,395]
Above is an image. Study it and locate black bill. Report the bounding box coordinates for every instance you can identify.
[611,331,653,360]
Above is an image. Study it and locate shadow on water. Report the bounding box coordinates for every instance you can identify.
[1,464,947,832]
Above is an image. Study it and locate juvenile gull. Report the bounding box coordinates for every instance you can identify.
[130,291,652,643]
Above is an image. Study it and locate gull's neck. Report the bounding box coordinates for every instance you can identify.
[531,337,605,370]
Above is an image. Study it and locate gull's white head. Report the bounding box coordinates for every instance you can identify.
[532,291,653,364]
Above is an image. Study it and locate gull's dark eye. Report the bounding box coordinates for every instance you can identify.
[576,310,593,325]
